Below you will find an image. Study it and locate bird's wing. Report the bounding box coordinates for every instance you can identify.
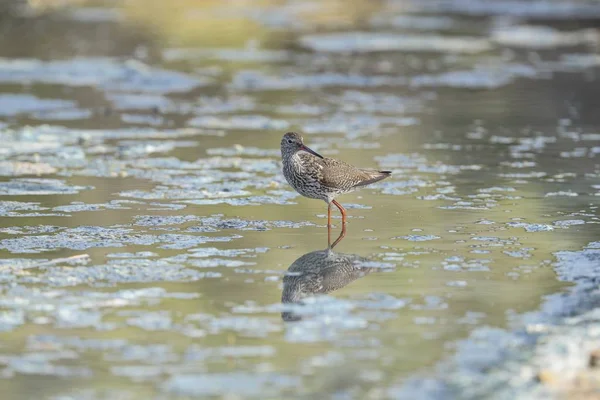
[352,169,391,187]
[296,154,390,190]
[320,158,386,190]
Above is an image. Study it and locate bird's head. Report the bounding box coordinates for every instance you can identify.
[280,132,323,159]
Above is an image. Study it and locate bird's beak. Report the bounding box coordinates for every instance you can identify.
[301,145,324,159]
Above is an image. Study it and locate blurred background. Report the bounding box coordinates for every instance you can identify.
[0,0,599,399]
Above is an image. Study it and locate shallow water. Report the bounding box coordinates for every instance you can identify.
[0,1,599,399]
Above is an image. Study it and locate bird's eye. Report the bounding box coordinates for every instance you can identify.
[287,139,293,144]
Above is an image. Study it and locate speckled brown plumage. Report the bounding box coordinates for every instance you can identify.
[293,153,390,199]
[281,132,390,226]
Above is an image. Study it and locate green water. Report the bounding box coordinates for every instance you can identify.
[0,1,599,398]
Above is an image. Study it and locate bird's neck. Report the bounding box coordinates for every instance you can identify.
[283,151,303,169]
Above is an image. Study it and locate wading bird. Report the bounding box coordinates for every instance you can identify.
[281,132,391,245]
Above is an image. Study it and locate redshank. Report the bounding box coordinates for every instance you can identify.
[281,132,391,233]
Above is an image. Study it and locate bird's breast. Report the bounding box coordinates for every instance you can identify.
[282,156,328,200]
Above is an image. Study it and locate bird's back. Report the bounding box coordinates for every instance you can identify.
[283,152,391,201]
[318,157,391,192]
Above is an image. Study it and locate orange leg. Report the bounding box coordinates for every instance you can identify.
[330,223,346,249]
[332,199,347,225]
[327,202,332,247]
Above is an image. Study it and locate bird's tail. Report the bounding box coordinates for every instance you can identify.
[354,170,391,187]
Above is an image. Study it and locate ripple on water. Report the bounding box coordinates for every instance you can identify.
[183,193,299,206]
[299,32,491,53]
[0,286,200,333]
[0,225,241,253]
[187,246,269,259]
[446,280,468,287]
[0,309,24,331]
[395,235,441,242]
[0,179,92,196]
[188,115,290,130]
[133,215,200,226]
[332,90,425,114]
[376,153,429,169]
[0,225,64,235]
[111,365,164,382]
[132,214,312,232]
[0,161,57,176]
[162,372,301,397]
[491,25,598,49]
[189,216,315,231]
[1,352,93,378]
[354,293,408,310]
[443,256,491,272]
[32,108,93,121]
[24,259,220,286]
[507,222,554,232]
[206,146,280,157]
[0,58,208,93]
[229,70,407,91]
[554,219,586,227]
[370,14,456,30]
[545,191,578,197]
[414,0,600,18]
[193,95,258,114]
[105,92,177,111]
[558,54,600,71]
[0,94,76,116]
[119,187,251,201]
[184,344,276,361]
[163,47,290,63]
[65,7,123,23]
[302,114,417,136]
[120,114,164,126]
[0,200,65,217]
[283,297,367,342]
[411,64,537,89]
[193,315,282,338]
[275,103,325,116]
[0,125,217,159]
[381,178,431,196]
[124,311,173,331]
[52,201,134,213]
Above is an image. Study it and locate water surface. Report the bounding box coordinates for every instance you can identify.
[0,1,599,398]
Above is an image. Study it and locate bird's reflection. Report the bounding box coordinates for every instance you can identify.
[281,228,378,321]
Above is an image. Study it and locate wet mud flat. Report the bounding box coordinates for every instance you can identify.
[0,0,600,399]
